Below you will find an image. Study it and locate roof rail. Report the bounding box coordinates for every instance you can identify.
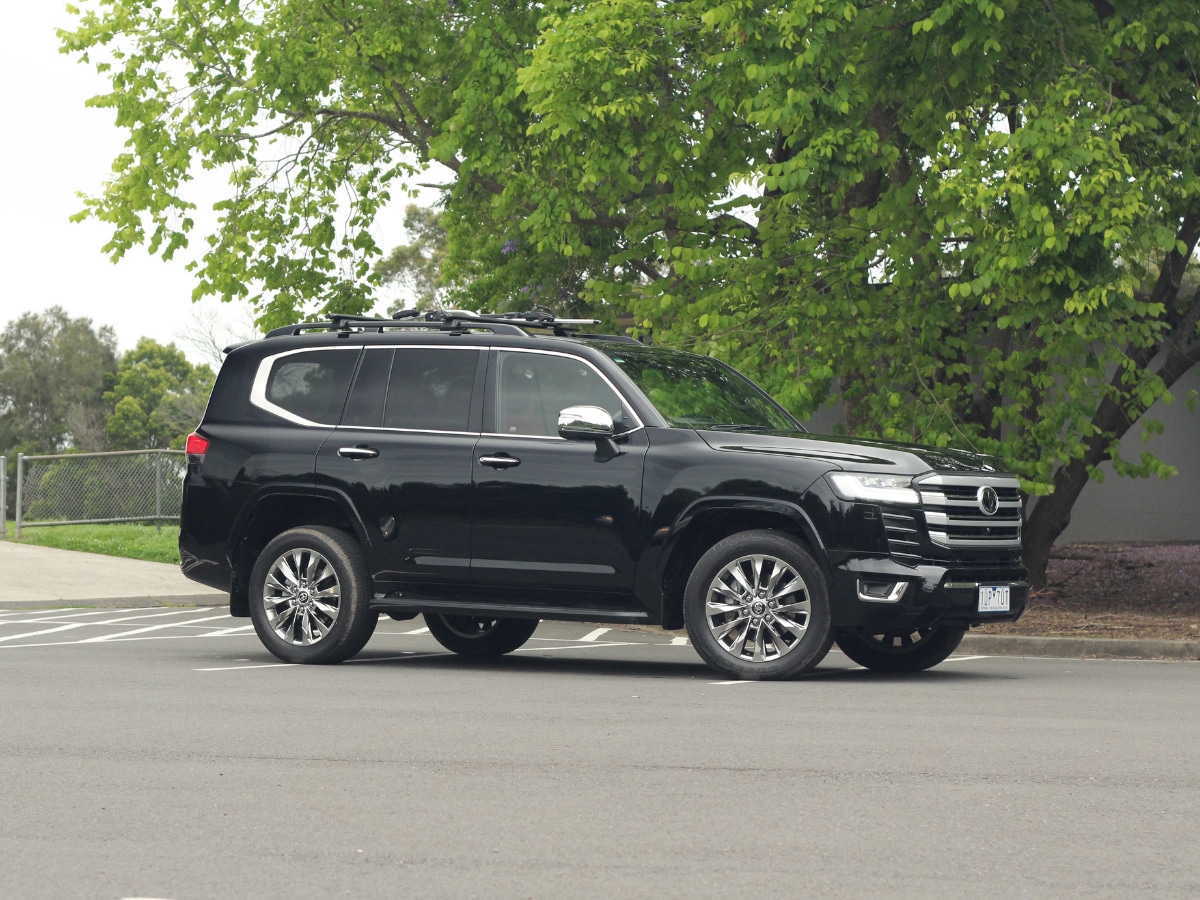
[264,308,604,339]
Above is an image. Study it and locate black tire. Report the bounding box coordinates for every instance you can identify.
[424,614,540,657]
[683,530,834,680]
[248,526,377,664]
[835,625,966,673]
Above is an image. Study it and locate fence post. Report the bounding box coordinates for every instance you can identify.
[155,452,163,534]
[0,455,6,540]
[15,453,23,540]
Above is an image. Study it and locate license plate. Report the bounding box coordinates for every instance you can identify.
[979,585,1011,612]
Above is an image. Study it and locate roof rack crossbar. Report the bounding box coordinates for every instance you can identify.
[266,308,604,339]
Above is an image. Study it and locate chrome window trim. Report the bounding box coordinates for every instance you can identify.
[916,473,1021,488]
[333,424,480,437]
[250,346,362,427]
[493,347,645,439]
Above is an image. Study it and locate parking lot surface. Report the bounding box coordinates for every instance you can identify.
[1,607,1197,898]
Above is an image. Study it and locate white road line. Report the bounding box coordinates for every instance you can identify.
[77,614,232,643]
[577,627,611,642]
[667,636,689,646]
[0,623,88,644]
[942,655,990,663]
[401,626,430,635]
[203,625,255,636]
[513,641,640,653]
[0,632,257,649]
[710,679,756,685]
[195,662,297,671]
[0,608,208,627]
[88,608,217,626]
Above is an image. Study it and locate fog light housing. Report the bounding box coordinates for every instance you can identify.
[856,580,908,603]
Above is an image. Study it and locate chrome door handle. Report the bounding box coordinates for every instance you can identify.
[478,454,521,469]
[338,446,379,460]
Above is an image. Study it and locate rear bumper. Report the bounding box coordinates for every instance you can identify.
[830,555,1028,633]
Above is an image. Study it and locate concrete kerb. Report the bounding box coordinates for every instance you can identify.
[958,633,1200,662]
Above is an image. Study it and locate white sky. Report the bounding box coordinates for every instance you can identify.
[0,4,422,364]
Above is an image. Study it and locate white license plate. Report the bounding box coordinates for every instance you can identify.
[979,585,1011,612]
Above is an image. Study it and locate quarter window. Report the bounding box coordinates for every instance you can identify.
[262,349,359,425]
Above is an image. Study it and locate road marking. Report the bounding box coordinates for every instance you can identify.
[0,623,88,643]
[401,626,430,635]
[514,641,640,653]
[710,679,755,685]
[0,608,208,627]
[942,655,990,663]
[577,627,611,642]
[668,636,689,646]
[194,662,296,671]
[203,625,255,636]
[77,614,233,643]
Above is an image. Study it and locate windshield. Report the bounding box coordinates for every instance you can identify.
[595,345,800,431]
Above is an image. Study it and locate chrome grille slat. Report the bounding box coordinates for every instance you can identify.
[915,473,1022,551]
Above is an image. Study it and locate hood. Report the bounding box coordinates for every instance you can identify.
[696,429,1000,476]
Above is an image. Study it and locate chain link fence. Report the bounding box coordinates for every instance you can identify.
[13,450,186,538]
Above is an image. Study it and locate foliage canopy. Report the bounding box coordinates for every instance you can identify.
[62,0,1200,580]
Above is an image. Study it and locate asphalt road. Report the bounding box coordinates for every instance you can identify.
[1,608,1197,899]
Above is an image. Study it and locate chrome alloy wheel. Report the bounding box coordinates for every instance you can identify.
[704,554,811,663]
[261,548,342,645]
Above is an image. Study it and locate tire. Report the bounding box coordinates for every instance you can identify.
[835,625,966,673]
[424,614,540,657]
[248,526,377,664]
[683,530,834,680]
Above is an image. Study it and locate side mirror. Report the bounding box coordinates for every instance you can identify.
[558,405,615,441]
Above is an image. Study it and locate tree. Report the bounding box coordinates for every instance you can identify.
[104,339,215,450]
[63,1,1200,584]
[0,308,117,455]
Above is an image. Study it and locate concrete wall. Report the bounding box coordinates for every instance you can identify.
[1056,362,1200,543]
[798,362,1200,544]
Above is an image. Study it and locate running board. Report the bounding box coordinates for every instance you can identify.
[370,597,651,624]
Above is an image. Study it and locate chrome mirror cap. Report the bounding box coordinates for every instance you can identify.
[558,405,615,440]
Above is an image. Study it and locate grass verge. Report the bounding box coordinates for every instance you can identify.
[9,522,180,565]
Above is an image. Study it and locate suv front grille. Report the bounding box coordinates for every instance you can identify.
[916,474,1022,554]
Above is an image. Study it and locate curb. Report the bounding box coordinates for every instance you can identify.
[0,594,222,612]
[959,633,1200,661]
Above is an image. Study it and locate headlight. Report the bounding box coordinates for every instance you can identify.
[827,473,920,506]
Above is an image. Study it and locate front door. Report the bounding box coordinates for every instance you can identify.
[470,349,646,601]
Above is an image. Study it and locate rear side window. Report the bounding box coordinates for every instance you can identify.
[253,349,359,425]
[382,348,479,432]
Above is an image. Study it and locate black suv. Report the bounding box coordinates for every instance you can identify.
[180,309,1027,680]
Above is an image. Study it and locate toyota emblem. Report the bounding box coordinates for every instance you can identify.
[977,485,1000,516]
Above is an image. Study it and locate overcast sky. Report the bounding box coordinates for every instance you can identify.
[0,5,419,364]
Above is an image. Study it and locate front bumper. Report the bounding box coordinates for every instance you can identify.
[829,555,1028,633]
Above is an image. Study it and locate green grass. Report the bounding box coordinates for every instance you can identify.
[8,522,181,564]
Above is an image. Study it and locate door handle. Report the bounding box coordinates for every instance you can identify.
[338,446,379,460]
[478,454,521,469]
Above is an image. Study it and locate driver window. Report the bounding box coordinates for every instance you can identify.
[496,352,627,437]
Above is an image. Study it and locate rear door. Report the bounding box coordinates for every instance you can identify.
[315,346,486,593]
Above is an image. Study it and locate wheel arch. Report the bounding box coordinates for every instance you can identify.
[228,486,371,617]
[657,497,828,631]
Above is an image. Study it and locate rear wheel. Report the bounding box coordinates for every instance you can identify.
[424,614,540,657]
[835,625,966,673]
[248,526,377,664]
[683,530,833,680]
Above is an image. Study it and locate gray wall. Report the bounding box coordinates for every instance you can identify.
[799,363,1200,545]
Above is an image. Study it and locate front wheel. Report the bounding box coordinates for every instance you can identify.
[424,614,539,657]
[248,526,377,664]
[835,625,966,673]
[683,530,833,680]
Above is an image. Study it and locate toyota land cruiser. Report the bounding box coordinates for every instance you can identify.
[179,309,1027,679]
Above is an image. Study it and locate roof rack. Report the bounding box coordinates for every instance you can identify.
[264,308,604,339]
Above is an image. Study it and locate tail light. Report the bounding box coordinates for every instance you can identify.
[185,432,210,462]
